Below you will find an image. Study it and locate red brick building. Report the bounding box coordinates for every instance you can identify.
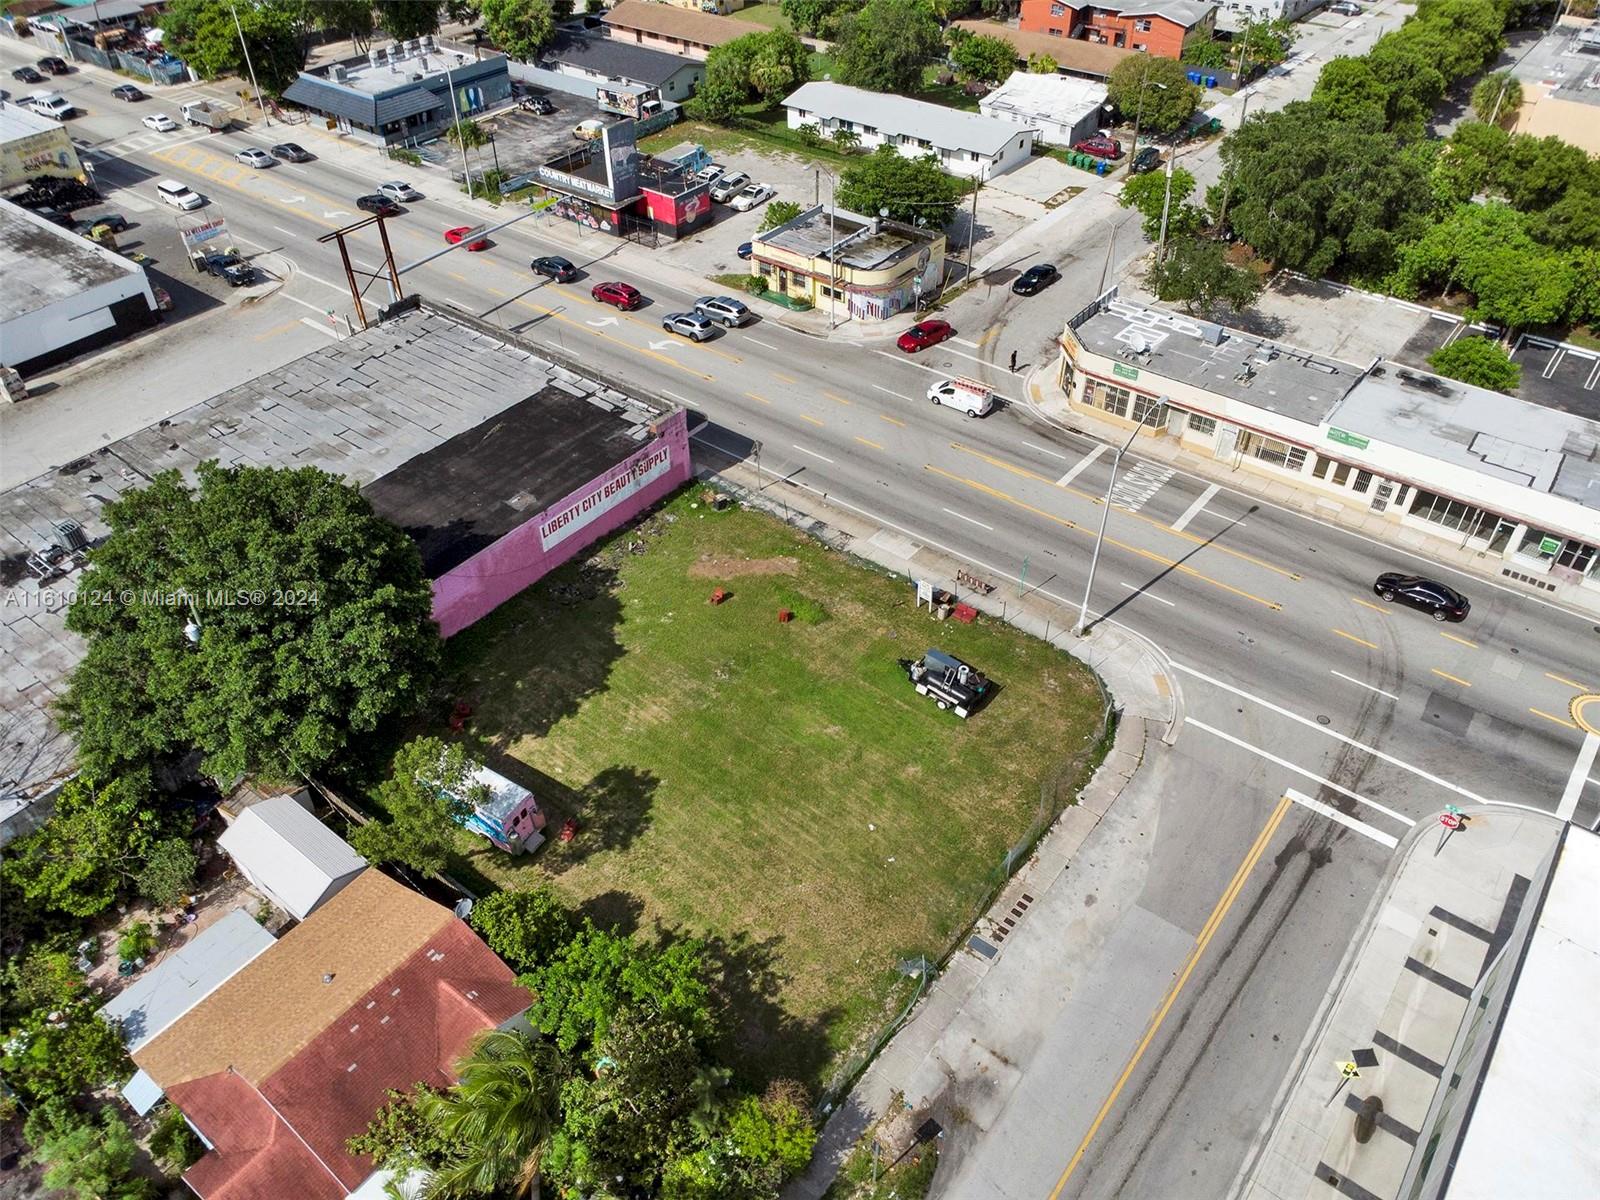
[1018,0,1217,60]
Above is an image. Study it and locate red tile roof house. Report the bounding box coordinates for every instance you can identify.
[1019,0,1217,60]
[130,869,529,1200]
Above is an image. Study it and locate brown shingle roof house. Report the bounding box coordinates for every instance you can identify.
[132,870,529,1200]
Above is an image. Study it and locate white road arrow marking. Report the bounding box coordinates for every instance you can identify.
[586,316,620,328]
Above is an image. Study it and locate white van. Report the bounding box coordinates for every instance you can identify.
[927,377,995,418]
[156,179,204,211]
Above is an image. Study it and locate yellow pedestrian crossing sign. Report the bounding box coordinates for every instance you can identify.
[1339,1062,1361,1079]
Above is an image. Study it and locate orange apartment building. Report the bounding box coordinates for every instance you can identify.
[1018,0,1217,59]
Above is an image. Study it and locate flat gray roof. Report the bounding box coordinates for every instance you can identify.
[1071,298,1364,424]
[782,81,1030,158]
[0,303,669,811]
[0,199,145,322]
[757,205,939,272]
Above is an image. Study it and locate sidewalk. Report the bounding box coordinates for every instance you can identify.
[685,453,1180,1200]
[1234,807,1568,1200]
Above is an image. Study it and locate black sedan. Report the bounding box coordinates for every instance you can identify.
[356,194,401,216]
[1012,263,1060,296]
[110,84,147,102]
[12,66,44,84]
[531,255,578,282]
[271,142,314,162]
[1373,572,1470,622]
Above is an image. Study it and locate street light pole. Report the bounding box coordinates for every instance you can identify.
[229,2,270,127]
[1074,414,1154,636]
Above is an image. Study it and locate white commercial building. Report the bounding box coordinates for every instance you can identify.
[1059,294,1600,610]
[980,71,1108,147]
[782,81,1036,180]
[0,198,158,376]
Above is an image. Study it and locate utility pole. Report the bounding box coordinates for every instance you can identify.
[229,2,269,127]
[1074,415,1153,636]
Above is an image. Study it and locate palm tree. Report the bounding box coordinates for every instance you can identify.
[422,1029,565,1199]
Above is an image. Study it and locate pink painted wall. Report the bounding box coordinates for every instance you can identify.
[432,408,691,637]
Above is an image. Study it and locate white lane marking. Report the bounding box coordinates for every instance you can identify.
[1120,582,1175,607]
[1174,662,1492,806]
[746,337,779,349]
[872,384,915,402]
[1187,718,1415,827]
[1330,670,1399,701]
[1557,731,1600,822]
[1056,444,1107,487]
[792,444,835,464]
[1285,788,1399,850]
[1171,483,1220,533]
[943,507,995,531]
[1023,441,1072,461]
[660,389,689,404]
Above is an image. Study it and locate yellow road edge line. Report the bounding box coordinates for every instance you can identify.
[1351,597,1389,614]
[1545,672,1592,692]
[1431,668,1472,687]
[800,414,825,427]
[1049,795,1294,1198]
[947,441,1302,581]
[823,390,853,406]
[1529,707,1579,731]
[924,464,1283,611]
[854,436,884,450]
[745,392,771,405]
[1332,628,1379,650]
[879,414,906,427]
[1440,632,1478,649]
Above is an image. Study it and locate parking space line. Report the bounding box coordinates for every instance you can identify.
[1440,632,1478,649]
[1431,668,1472,687]
[1286,788,1399,849]
[1170,483,1219,532]
[1330,670,1398,701]
[1332,628,1379,650]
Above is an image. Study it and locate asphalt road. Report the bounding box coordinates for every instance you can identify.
[8,14,1595,1197]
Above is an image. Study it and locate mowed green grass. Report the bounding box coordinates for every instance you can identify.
[444,493,1106,1088]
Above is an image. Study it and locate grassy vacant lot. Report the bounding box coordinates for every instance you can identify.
[444,492,1106,1090]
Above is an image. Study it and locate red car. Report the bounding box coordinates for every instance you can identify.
[591,281,643,310]
[1073,136,1123,161]
[444,225,489,251]
[897,319,954,354]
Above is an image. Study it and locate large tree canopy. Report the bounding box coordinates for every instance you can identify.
[837,144,964,227]
[61,462,440,783]
[833,0,943,93]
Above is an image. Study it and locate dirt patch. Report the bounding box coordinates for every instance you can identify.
[687,555,800,579]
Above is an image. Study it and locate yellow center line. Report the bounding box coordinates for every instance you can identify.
[1439,632,1478,649]
[948,442,1301,581]
[1545,672,1592,692]
[800,414,825,427]
[1351,597,1389,614]
[1332,628,1379,650]
[745,392,771,405]
[772,372,798,384]
[1529,707,1579,731]
[855,436,884,450]
[823,390,853,406]
[924,464,1283,611]
[1431,668,1472,687]
[879,414,906,427]
[1050,794,1293,1198]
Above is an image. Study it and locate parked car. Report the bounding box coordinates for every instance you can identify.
[1074,136,1123,160]
[235,147,274,169]
[728,183,774,212]
[156,179,204,210]
[1012,263,1059,296]
[110,84,147,102]
[591,281,643,310]
[736,241,753,260]
[710,172,750,203]
[661,312,716,342]
[36,57,69,75]
[142,112,179,132]
[1129,146,1162,174]
[693,295,750,327]
[73,212,128,236]
[11,67,44,84]
[271,142,313,162]
[204,252,256,287]
[357,194,400,216]
[1372,573,1469,622]
[376,181,421,202]
[531,255,578,282]
[927,378,995,418]
[897,319,954,354]
[444,225,489,251]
